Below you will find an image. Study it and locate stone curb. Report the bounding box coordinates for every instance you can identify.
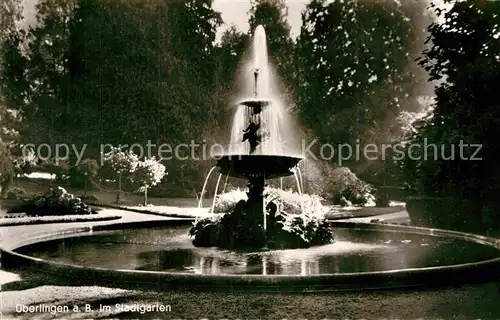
[1,219,499,293]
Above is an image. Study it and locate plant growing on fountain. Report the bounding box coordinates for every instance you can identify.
[133,157,167,205]
[103,147,139,203]
[8,186,97,216]
[211,187,326,216]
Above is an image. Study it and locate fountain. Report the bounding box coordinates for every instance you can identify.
[2,26,500,296]
[189,26,334,249]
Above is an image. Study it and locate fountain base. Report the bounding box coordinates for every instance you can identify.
[189,207,334,249]
[191,154,333,249]
[189,178,334,250]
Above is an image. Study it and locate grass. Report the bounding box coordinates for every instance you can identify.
[9,178,203,208]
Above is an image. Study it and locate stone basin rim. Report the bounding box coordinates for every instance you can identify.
[1,219,500,291]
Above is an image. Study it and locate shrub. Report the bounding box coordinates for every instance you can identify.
[103,147,139,203]
[8,186,96,216]
[133,157,167,205]
[330,167,375,205]
[79,193,99,202]
[6,187,26,200]
[211,187,326,216]
[265,188,325,216]
[375,192,390,207]
[211,188,247,213]
[190,196,334,249]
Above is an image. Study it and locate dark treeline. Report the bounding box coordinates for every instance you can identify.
[1,0,499,206]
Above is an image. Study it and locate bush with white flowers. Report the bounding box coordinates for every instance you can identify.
[12,145,38,177]
[133,157,167,205]
[103,147,139,203]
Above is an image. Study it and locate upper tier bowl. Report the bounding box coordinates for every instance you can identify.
[215,154,303,180]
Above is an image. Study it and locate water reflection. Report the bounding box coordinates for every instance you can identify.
[18,226,500,276]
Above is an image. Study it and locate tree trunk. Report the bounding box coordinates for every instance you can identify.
[116,173,122,203]
[84,173,88,198]
[144,187,148,206]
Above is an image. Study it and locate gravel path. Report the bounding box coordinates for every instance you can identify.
[1,282,499,319]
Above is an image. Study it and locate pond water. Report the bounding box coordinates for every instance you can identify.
[17,226,500,275]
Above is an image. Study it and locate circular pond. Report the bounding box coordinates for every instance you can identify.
[16,225,500,276]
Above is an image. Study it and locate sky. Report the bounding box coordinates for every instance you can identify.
[22,0,450,40]
[22,0,308,40]
[212,0,307,40]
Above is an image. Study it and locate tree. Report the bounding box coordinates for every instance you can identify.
[0,0,24,196]
[133,157,167,205]
[103,147,138,203]
[408,0,500,207]
[77,158,99,197]
[296,0,429,156]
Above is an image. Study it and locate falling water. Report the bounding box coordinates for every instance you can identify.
[280,177,283,190]
[229,105,247,154]
[295,167,304,194]
[263,195,267,232]
[211,174,223,214]
[293,170,302,195]
[293,168,306,222]
[198,166,218,209]
[222,174,230,193]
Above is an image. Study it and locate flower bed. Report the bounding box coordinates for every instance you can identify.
[191,188,334,250]
[212,187,328,217]
[0,214,121,226]
[7,186,97,216]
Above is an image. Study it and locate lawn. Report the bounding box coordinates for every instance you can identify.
[11,177,204,208]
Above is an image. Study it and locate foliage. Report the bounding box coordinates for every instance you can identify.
[79,193,98,202]
[0,0,437,197]
[133,156,167,205]
[302,160,375,205]
[5,186,25,200]
[211,186,326,215]
[133,157,167,189]
[103,147,138,175]
[265,187,325,216]
[37,159,69,181]
[211,188,247,213]
[78,158,99,178]
[65,159,99,189]
[0,142,14,197]
[405,0,500,204]
[8,186,96,216]
[330,167,375,205]
[190,194,333,249]
[12,146,37,177]
[296,0,430,173]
